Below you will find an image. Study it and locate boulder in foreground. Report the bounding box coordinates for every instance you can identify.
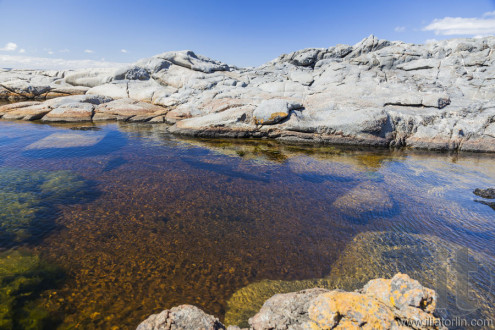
[137,273,445,329]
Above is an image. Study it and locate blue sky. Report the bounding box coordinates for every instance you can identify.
[0,0,494,69]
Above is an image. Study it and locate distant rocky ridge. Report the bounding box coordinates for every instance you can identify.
[136,273,446,329]
[1,35,495,152]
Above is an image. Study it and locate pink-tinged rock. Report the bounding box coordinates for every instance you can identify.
[0,101,42,117]
[1,104,51,121]
[42,102,95,122]
[94,98,168,122]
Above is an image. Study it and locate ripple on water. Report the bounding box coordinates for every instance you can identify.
[0,121,494,328]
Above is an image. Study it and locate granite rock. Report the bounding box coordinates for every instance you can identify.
[2,36,495,152]
[137,274,445,330]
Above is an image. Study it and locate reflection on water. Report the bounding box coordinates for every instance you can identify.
[0,121,494,329]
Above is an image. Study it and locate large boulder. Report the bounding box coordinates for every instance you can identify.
[137,274,445,330]
[249,273,444,329]
[253,99,301,125]
[136,305,225,330]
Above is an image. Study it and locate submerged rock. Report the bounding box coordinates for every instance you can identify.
[332,182,393,219]
[327,231,495,324]
[224,231,495,328]
[25,132,105,150]
[138,274,445,329]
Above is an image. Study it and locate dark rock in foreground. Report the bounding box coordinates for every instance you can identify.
[474,188,495,199]
[137,273,445,329]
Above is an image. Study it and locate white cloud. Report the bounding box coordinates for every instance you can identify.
[18,49,26,54]
[424,11,495,36]
[121,49,128,53]
[84,49,94,54]
[0,42,18,52]
[59,48,70,53]
[47,51,54,55]
[425,38,438,44]
[394,26,406,32]
[0,54,127,70]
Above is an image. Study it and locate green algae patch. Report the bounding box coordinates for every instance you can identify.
[0,168,91,247]
[0,250,63,329]
[225,231,495,328]
[225,278,337,327]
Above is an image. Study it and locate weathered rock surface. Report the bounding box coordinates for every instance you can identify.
[473,188,495,199]
[2,36,495,152]
[253,99,301,125]
[0,95,168,122]
[137,274,445,329]
[136,305,225,330]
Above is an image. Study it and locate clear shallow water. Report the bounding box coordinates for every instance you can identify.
[0,120,494,329]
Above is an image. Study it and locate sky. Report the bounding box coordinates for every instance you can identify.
[0,0,495,69]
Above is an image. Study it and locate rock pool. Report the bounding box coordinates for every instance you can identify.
[0,120,494,328]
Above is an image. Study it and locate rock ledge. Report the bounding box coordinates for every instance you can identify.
[2,36,495,152]
[137,273,446,330]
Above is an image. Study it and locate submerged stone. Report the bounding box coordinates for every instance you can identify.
[25,132,105,150]
[225,231,495,327]
[332,182,393,219]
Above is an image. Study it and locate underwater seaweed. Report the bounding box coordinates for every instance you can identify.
[0,250,64,329]
[0,168,94,248]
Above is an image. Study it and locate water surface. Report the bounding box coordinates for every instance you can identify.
[0,120,494,329]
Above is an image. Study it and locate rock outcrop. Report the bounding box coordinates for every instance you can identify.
[473,188,495,199]
[473,188,495,210]
[137,274,445,329]
[136,305,226,330]
[2,35,495,152]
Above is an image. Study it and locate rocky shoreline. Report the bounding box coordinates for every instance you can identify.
[1,35,495,152]
[137,273,446,329]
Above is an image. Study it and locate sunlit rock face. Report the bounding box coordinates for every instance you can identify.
[224,231,495,328]
[2,36,495,151]
[138,274,445,330]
